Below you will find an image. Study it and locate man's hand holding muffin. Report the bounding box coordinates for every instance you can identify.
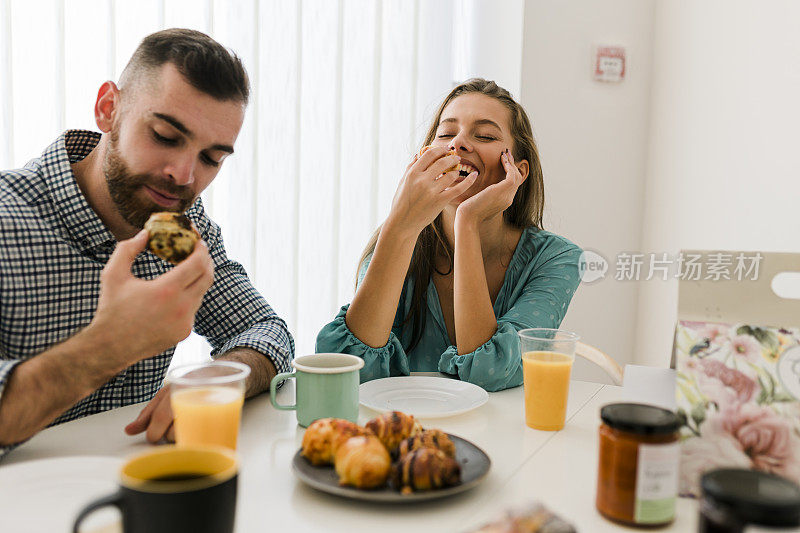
[89,218,213,369]
[0,214,214,446]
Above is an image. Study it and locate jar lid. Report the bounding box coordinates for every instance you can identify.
[701,469,800,527]
[600,403,680,435]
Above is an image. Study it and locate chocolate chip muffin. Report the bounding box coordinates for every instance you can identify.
[144,212,200,264]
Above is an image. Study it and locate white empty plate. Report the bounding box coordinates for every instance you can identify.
[0,455,122,533]
[359,376,489,418]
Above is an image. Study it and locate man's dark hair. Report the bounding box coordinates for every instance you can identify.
[119,28,249,104]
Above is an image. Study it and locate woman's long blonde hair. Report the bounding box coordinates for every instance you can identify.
[357,78,545,352]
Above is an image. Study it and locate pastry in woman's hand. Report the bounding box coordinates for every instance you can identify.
[365,411,423,455]
[397,429,456,460]
[301,418,372,466]
[419,145,465,176]
[334,435,391,489]
[144,212,200,264]
[391,447,461,494]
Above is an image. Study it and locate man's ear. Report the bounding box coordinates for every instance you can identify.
[95,81,120,133]
[517,159,530,183]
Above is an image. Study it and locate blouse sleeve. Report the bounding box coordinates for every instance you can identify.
[315,256,411,382]
[438,242,583,392]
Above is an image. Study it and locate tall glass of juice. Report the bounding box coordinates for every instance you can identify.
[169,361,250,450]
[518,328,579,431]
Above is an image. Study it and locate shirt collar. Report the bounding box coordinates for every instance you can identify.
[41,130,116,250]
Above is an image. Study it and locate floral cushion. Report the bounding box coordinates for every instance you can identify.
[675,321,800,496]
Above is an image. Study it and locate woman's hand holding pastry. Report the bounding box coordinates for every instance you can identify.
[455,149,525,227]
[387,146,478,238]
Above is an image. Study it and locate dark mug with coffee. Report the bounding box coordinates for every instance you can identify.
[73,445,237,533]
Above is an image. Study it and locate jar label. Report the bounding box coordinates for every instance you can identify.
[634,442,680,524]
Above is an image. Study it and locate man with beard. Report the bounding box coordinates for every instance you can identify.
[0,29,294,456]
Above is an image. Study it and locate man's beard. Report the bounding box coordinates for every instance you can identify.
[103,127,195,229]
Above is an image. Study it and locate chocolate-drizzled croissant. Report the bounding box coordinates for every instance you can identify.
[397,429,456,460]
[301,418,373,466]
[391,447,461,494]
[334,435,391,489]
[366,411,423,455]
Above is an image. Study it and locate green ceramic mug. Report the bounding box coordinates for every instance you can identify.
[269,353,364,427]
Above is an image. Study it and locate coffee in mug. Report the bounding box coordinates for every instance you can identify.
[73,445,237,533]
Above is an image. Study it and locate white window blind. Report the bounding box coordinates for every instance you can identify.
[0,0,460,367]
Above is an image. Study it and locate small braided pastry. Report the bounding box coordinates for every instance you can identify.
[365,411,423,455]
[397,429,456,460]
[391,447,461,494]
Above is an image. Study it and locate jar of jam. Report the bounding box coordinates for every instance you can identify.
[699,468,800,532]
[596,402,681,527]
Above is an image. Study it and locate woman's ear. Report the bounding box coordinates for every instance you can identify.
[94,81,120,133]
[517,159,530,183]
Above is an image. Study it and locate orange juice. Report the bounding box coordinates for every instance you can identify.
[171,386,244,450]
[522,351,573,430]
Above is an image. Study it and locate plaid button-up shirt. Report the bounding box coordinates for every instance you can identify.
[0,130,294,458]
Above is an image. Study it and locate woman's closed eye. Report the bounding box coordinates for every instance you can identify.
[436,133,497,141]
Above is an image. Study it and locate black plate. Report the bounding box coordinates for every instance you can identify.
[292,434,491,503]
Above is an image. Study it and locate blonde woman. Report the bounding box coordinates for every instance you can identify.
[316,79,582,392]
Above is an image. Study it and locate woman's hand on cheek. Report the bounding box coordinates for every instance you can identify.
[456,149,524,226]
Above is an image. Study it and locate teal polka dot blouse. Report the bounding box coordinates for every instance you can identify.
[315,228,582,392]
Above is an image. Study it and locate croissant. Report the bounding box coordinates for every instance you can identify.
[397,429,456,460]
[334,435,391,489]
[366,411,423,455]
[391,447,461,494]
[301,418,373,466]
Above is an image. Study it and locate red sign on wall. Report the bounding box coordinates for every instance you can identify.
[594,46,626,82]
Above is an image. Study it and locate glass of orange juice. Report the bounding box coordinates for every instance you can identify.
[169,361,250,450]
[518,328,579,431]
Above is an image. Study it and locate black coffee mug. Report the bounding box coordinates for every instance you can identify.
[73,445,238,533]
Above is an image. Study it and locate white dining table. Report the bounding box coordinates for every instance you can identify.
[0,378,700,533]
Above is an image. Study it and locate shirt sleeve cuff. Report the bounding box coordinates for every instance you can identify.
[316,304,409,382]
[0,360,24,460]
[210,321,294,375]
[438,322,524,392]
[0,359,20,399]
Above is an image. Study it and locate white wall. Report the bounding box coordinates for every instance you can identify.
[453,0,525,97]
[635,0,800,366]
[520,0,656,381]
[521,0,800,373]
